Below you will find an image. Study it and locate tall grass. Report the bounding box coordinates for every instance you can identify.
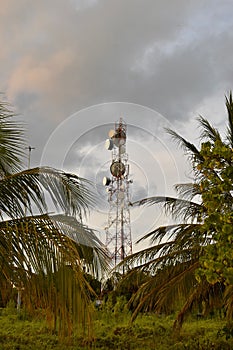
[0,299,233,349]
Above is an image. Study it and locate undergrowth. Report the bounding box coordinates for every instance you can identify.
[0,299,232,349]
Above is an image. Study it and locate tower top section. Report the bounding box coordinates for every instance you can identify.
[105,117,127,152]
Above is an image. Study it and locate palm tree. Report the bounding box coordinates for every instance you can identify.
[120,93,233,329]
[0,100,108,336]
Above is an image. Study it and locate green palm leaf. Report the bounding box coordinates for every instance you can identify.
[197,116,221,142]
[174,183,201,200]
[174,281,224,330]
[0,98,109,337]
[165,128,202,162]
[225,92,233,147]
[0,101,25,174]
[50,214,109,277]
[133,196,203,222]
[119,93,233,329]
[0,167,93,219]
[0,213,108,335]
[130,260,199,321]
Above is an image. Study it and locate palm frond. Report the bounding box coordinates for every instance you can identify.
[118,219,209,323]
[224,285,233,320]
[174,281,224,330]
[0,213,108,335]
[117,93,233,330]
[0,101,25,174]
[133,196,203,222]
[0,214,109,278]
[119,240,177,270]
[225,92,233,147]
[0,167,94,219]
[165,128,202,162]
[129,261,199,321]
[50,214,109,277]
[36,167,94,216]
[174,183,201,200]
[136,224,183,244]
[197,116,221,142]
[137,222,204,245]
[119,223,203,276]
[0,170,46,218]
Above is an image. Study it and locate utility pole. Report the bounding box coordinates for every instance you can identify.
[25,146,35,169]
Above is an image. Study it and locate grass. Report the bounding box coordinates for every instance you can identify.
[0,302,233,349]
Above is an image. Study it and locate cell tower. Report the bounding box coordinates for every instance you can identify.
[103,118,132,267]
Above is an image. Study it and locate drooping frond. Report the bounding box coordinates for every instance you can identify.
[0,101,25,174]
[165,128,202,162]
[224,285,233,320]
[117,93,233,330]
[225,92,233,147]
[137,222,204,245]
[50,214,109,277]
[174,281,224,330]
[133,196,203,222]
[0,214,108,279]
[129,260,199,321]
[0,214,108,335]
[0,169,46,218]
[174,183,201,200]
[119,223,203,275]
[35,167,93,216]
[136,224,186,244]
[197,116,221,143]
[120,240,177,270]
[118,219,210,324]
[0,98,107,337]
[0,167,93,219]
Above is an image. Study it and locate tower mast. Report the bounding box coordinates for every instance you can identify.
[103,118,132,267]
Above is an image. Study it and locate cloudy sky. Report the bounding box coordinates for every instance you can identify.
[1,0,233,250]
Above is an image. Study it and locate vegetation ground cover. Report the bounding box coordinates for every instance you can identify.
[0,302,233,350]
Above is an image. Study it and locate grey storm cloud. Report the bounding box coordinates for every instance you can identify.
[1,0,231,173]
[2,0,233,133]
[1,0,233,244]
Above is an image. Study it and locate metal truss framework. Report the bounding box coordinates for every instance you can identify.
[104,118,132,267]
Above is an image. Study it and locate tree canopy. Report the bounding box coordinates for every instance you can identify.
[119,93,233,328]
[0,100,108,336]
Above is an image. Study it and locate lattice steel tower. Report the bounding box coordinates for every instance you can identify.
[103,118,132,267]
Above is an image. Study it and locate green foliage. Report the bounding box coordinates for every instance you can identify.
[217,322,233,341]
[84,272,101,298]
[119,92,233,329]
[3,300,17,316]
[0,308,233,349]
[197,139,233,285]
[0,100,25,174]
[0,98,109,337]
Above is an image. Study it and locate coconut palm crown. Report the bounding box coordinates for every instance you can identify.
[0,100,108,336]
[119,93,233,329]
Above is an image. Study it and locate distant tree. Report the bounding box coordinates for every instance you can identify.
[102,270,150,306]
[120,93,233,329]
